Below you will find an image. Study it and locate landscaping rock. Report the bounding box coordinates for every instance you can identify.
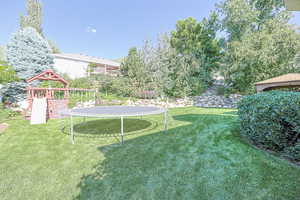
[125,97,193,108]
[194,81,243,109]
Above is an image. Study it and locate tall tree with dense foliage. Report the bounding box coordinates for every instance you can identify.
[0,46,6,61]
[171,14,220,65]
[150,34,200,97]
[121,34,210,98]
[295,52,300,68]
[0,61,18,84]
[218,0,285,41]
[170,14,221,93]
[249,0,284,22]
[3,27,54,102]
[20,0,61,53]
[20,0,43,35]
[223,20,300,93]
[121,47,149,90]
[218,0,300,93]
[47,40,61,53]
[7,27,53,79]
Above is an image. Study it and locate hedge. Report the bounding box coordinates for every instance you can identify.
[238,91,300,161]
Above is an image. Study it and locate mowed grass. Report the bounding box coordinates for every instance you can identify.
[0,107,299,200]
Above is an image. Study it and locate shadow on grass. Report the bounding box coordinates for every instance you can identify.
[73,113,238,199]
[73,112,300,200]
[74,119,153,137]
[62,118,156,138]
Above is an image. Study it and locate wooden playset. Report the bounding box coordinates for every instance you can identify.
[26,69,96,122]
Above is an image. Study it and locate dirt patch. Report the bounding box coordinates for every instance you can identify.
[0,123,9,134]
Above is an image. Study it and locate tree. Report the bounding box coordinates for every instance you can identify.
[20,0,43,35]
[0,46,6,61]
[170,14,221,93]
[223,19,300,93]
[0,61,18,84]
[87,63,97,75]
[4,27,54,102]
[249,0,284,23]
[7,27,54,80]
[217,0,299,93]
[295,52,300,68]
[171,15,220,69]
[47,39,61,53]
[150,34,199,97]
[121,34,213,98]
[20,0,61,53]
[120,47,148,90]
[217,0,286,42]
[217,0,259,41]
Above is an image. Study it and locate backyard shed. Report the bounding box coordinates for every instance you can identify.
[285,0,300,11]
[255,73,300,92]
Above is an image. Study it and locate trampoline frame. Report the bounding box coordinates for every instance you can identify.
[60,106,168,144]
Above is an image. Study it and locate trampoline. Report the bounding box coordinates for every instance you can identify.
[60,106,168,144]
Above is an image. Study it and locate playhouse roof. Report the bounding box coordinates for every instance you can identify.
[26,69,69,87]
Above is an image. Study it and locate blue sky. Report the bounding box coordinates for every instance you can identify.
[1,0,300,59]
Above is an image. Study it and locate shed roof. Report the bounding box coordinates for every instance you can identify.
[53,53,121,67]
[255,73,300,85]
[284,0,300,11]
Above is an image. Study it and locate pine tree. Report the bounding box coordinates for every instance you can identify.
[0,46,6,61]
[2,27,54,103]
[7,27,53,80]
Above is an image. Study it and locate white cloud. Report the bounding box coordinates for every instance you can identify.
[86,26,97,33]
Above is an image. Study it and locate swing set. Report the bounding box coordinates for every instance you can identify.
[26,69,97,121]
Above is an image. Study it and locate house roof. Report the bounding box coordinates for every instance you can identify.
[53,53,121,67]
[284,0,300,11]
[255,73,300,85]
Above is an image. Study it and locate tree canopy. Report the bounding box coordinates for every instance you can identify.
[218,0,300,93]
[7,27,54,80]
[0,46,6,61]
[171,14,221,71]
[20,0,61,54]
[20,0,43,35]
[0,61,18,84]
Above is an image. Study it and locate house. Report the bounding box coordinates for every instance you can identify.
[52,53,121,79]
[285,0,300,11]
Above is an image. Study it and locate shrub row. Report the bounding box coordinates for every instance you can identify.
[238,91,300,161]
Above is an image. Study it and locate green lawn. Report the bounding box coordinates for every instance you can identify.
[0,107,299,200]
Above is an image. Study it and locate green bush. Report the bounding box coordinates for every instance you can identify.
[238,91,300,161]
[97,75,133,97]
[135,90,157,99]
[69,77,94,89]
[0,104,20,122]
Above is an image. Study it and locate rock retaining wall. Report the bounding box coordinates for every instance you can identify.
[194,85,242,109]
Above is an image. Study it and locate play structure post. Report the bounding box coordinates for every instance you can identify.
[70,115,74,144]
[164,110,168,133]
[164,97,169,133]
[121,116,124,144]
[94,88,97,106]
